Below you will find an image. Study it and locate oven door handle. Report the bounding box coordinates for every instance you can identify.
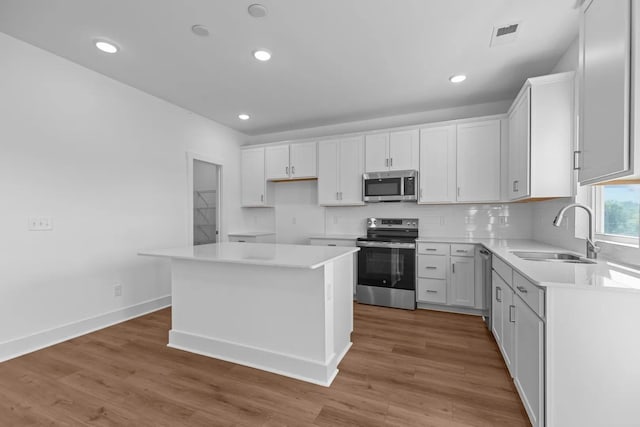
[356,241,416,249]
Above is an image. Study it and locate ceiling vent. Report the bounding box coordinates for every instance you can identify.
[490,22,521,47]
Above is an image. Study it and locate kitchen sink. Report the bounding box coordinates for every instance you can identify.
[511,251,596,264]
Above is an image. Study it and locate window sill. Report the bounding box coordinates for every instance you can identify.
[595,237,640,249]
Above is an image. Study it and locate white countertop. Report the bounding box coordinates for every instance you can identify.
[417,237,640,293]
[308,234,364,240]
[228,231,276,237]
[139,242,359,270]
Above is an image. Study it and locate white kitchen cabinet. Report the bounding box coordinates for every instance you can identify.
[416,243,477,311]
[241,147,271,207]
[365,129,419,172]
[265,142,317,180]
[318,136,365,206]
[449,255,475,307]
[514,293,545,427]
[456,120,501,202]
[508,72,574,200]
[491,271,504,348]
[578,0,640,184]
[419,125,456,203]
[492,266,515,377]
[265,145,290,180]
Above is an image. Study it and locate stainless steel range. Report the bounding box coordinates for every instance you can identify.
[356,218,418,310]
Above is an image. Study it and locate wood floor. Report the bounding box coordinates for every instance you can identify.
[0,304,530,426]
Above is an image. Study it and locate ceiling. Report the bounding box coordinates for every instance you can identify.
[0,0,580,136]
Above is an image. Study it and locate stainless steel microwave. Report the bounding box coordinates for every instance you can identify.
[363,170,418,202]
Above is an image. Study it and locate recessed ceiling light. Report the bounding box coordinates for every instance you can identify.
[253,50,272,61]
[248,4,268,18]
[449,74,467,83]
[191,25,210,37]
[238,114,250,120]
[95,40,118,54]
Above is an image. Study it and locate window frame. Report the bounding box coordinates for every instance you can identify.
[592,185,640,247]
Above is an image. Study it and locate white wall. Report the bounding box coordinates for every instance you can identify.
[0,33,245,360]
[246,100,512,145]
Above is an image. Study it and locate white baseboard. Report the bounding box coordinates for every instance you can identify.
[0,295,171,363]
[168,329,351,387]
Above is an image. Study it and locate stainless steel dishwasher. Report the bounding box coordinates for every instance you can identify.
[479,248,492,329]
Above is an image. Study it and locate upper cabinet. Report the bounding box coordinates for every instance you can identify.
[265,142,317,180]
[419,119,502,204]
[241,147,271,207]
[318,136,365,206]
[578,0,639,184]
[508,73,575,200]
[365,129,419,172]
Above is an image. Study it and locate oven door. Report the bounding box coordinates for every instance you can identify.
[363,177,402,202]
[356,242,416,290]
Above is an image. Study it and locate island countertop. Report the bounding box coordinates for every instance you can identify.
[139,242,359,270]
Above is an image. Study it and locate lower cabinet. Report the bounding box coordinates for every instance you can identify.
[309,237,358,297]
[491,255,544,427]
[416,243,475,310]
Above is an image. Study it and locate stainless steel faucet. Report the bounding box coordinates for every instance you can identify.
[552,203,600,259]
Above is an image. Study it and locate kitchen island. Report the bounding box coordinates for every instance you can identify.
[139,242,358,386]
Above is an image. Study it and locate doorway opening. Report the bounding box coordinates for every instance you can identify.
[189,156,221,245]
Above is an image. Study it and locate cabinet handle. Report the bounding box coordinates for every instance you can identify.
[426,290,438,293]
[457,187,460,198]
[496,286,502,302]
[425,266,437,270]
[420,188,423,199]
[455,249,467,253]
[238,240,246,243]
[291,165,295,175]
[336,191,339,200]
[452,263,455,273]
[328,244,337,246]
[509,305,516,323]
[260,194,264,202]
[425,248,437,251]
[390,158,393,167]
[513,180,519,192]
[516,286,528,294]
[286,166,289,175]
[573,150,581,170]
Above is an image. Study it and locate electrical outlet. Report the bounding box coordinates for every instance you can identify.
[114,284,122,297]
[28,216,53,231]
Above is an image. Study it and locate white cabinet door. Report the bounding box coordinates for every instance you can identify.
[265,145,290,180]
[419,125,456,203]
[456,120,501,202]
[501,284,516,377]
[389,129,419,171]
[290,142,317,179]
[508,88,531,199]
[318,139,339,205]
[241,147,267,206]
[579,0,632,184]
[449,256,475,307]
[364,133,389,172]
[338,136,365,205]
[515,296,545,427]
[492,271,504,346]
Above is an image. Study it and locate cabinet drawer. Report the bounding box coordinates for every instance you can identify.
[513,272,545,318]
[417,255,447,279]
[229,235,257,243]
[417,243,449,255]
[492,255,513,286]
[450,244,475,257]
[417,278,447,304]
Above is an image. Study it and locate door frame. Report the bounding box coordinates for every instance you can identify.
[186,151,223,245]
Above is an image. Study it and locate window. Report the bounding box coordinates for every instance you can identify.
[594,184,640,245]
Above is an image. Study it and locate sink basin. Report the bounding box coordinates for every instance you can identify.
[511,251,596,264]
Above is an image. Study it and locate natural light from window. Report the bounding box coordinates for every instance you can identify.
[595,184,640,244]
